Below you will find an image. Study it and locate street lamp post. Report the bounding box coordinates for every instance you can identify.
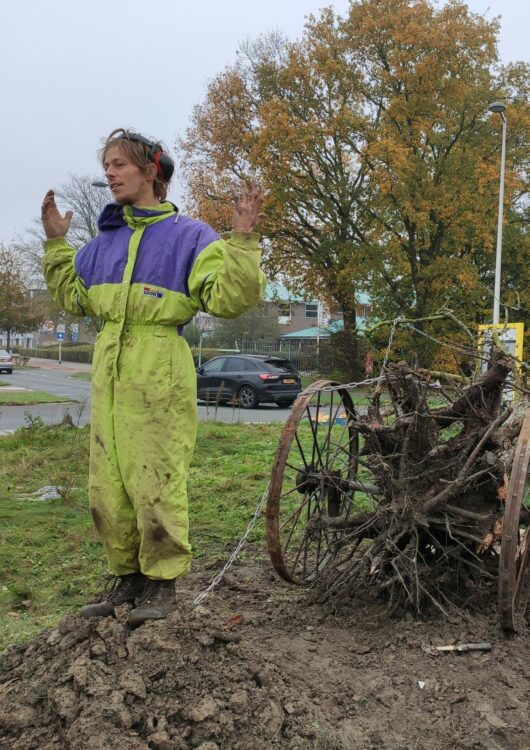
[316,301,320,358]
[488,101,507,325]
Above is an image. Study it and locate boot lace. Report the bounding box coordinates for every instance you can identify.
[135,579,161,606]
[103,574,142,603]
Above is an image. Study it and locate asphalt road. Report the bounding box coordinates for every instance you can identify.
[0,361,292,433]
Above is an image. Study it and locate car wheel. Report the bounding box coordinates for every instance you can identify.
[277,399,295,408]
[238,384,259,409]
[6,369,12,375]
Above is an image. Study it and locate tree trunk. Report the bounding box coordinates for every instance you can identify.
[340,303,360,382]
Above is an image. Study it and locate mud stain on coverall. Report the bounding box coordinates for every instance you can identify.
[94,434,106,454]
[150,522,170,543]
[91,507,104,533]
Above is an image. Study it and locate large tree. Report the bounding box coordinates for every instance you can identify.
[0,245,44,350]
[179,0,530,373]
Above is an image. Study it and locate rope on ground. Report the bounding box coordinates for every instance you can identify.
[193,484,270,605]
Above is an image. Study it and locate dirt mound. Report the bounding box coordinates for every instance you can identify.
[1,550,530,749]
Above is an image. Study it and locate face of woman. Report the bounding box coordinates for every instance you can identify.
[103,145,157,206]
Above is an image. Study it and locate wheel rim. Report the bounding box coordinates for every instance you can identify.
[266,380,362,585]
[239,386,255,408]
[499,407,530,631]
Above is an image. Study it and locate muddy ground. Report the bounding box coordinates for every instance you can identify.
[1,546,529,750]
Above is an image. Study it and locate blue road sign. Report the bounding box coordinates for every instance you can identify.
[57,332,65,341]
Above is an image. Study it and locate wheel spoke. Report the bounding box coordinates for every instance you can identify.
[278,483,308,502]
[284,460,307,474]
[293,432,310,470]
[283,503,311,558]
[289,521,318,576]
[307,405,325,470]
[280,488,319,541]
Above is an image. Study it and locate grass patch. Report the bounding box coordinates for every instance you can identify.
[0,381,9,387]
[0,391,75,406]
[189,422,280,558]
[70,372,92,382]
[0,419,283,650]
[0,421,93,649]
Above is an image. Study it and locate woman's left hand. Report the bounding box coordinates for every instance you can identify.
[231,183,266,234]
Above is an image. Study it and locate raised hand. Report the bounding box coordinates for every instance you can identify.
[231,183,266,234]
[41,190,73,239]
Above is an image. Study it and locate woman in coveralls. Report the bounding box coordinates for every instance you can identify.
[41,128,266,626]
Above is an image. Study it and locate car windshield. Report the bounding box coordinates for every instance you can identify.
[0,350,10,357]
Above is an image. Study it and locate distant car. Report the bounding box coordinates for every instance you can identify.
[197,354,302,409]
[0,349,15,374]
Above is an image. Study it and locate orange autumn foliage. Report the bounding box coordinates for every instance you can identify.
[179,1,530,370]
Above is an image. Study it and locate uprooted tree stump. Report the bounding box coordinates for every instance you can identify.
[267,348,530,623]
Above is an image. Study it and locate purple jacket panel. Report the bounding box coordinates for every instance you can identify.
[131,216,219,294]
[74,214,220,294]
[74,226,132,288]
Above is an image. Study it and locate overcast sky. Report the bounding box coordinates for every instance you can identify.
[1,0,528,248]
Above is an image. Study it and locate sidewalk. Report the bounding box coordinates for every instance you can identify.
[27,357,92,373]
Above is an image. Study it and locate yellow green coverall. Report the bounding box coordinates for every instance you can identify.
[42,202,265,580]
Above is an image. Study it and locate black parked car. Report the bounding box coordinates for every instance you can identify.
[196,354,302,408]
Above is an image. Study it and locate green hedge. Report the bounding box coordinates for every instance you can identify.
[15,346,94,364]
[15,345,224,367]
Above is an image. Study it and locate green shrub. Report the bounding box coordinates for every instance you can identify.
[16,347,94,364]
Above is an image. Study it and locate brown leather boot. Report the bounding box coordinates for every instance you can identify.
[128,579,176,627]
[80,572,146,618]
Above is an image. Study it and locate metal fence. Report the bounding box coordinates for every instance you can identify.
[232,337,344,377]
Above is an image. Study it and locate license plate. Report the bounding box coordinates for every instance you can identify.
[283,378,296,384]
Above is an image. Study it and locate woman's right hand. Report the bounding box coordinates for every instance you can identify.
[41,190,73,239]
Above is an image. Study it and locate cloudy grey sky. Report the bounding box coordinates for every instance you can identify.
[1,0,528,248]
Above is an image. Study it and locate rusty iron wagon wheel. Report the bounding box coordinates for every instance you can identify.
[266,379,375,585]
[499,407,530,632]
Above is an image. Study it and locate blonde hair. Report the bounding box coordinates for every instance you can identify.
[100,128,171,201]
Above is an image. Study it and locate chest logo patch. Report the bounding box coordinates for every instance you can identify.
[143,286,164,299]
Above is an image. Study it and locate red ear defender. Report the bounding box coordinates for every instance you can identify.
[153,151,164,181]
